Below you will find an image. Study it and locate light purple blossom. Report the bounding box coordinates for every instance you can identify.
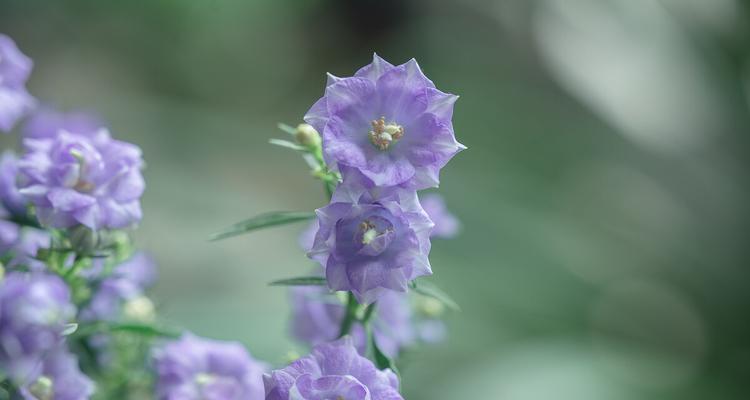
[80,252,157,322]
[23,108,104,139]
[304,54,464,189]
[0,34,35,132]
[0,272,76,383]
[17,129,145,230]
[153,333,266,400]
[18,346,94,400]
[308,166,433,304]
[264,336,402,400]
[0,151,28,216]
[420,193,460,238]
[290,286,425,358]
[0,220,49,271]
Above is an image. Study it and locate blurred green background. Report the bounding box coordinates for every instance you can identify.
[2,0,750,398]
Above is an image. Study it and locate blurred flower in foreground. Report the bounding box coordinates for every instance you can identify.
[304,53,464,189]
[0,34,35,133]
[309,168,433,304]
[23,108,105,139]
[264,336,402,400]
[0,272,76,383]
[0,151,28,216]
[420,193,460,239]
[18,347,94,400]
[153,333,266,400]
[18,129,145,230]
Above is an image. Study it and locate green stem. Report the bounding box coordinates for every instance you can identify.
[338,292,359,338]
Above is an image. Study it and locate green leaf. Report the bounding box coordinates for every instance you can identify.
[268,276,327,287]
[75,322,180,339]
[372,334,400,376]
[210,211,315,241]
[277,122,297,135]
[269,138,305,151]
[411,280,461,311]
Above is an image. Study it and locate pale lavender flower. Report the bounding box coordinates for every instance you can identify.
[79,252,157,322]
[304,54,464,189]
[290,285,420,358]
[18,346,94,400]
[420,193,460,238]
[0,272,76,383]
[309,166,433,304]
[18,129,145,230]
[23,108,104,139]
[0,151,28,216]
[153,333,266,400]
[0,220,49,271]
[0,34,35,132]
[264,336,402,400]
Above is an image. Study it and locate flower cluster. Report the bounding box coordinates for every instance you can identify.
[0,35,465,400]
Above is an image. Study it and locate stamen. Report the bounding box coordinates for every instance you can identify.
[368,117,404,150]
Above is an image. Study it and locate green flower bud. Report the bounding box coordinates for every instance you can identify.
[294,123,321,149]
[28,376,54,400]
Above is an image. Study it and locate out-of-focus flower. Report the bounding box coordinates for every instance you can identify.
[0,34,35,133]
[18,346,94,400]
[0,220,49,271]
[291,285,441,358]
[18,129,145,230]
[304,54,464,189]
[0,272,76,383]
[0,151,28,216]
[153,333,266,400]
[23,108,104,139]
[420,193,460,238]
[264,336,402,400]
[309,166,433,304]
[79,252,157,322]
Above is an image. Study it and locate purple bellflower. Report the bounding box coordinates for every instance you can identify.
[153,333,266,400]
[304,54,464,190]
[0,34,35,133]
[420,193,460,239]
[308,166,433,304]
[18,346,94,400]
[17,129,145,230]
[0,151,28,216]
[264,336,403,400]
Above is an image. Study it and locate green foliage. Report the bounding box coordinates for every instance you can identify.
[209,211,315,241]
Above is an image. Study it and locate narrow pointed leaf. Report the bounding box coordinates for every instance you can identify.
[210,211,315,241]
[411,280,461,311]
[277,122,297,135]
[269,276,327,287]
[61,323,78,336]
[372,335,400,376]
[269,138,305,151]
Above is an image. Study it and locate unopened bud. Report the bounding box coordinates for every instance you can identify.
[124,296,156,322]
[416,296,445,318]
[68,225,99,254]
[28,376,54,400]
[294,124,321,148]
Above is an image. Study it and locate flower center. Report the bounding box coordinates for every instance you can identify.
[69,148,95,192]
[194,372,216,386]
[369,117,404,150]
[358,221,378,245]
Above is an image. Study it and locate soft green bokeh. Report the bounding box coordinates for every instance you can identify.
[2,0,749,398]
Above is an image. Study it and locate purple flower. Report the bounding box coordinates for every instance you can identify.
[308,167,433,304]
[23,108,105,139]
[290,286,420,358]
[18,346,94,400]
[0,220,49,271]
[153,333,266,400]
[420,193,460,238]
[0,151,28,216]
[0,34,35,132]
[264,336,402,400]
[0,272,76,383]
[17,129,145,230]
[80,252,157,322]
[304,54,464,190]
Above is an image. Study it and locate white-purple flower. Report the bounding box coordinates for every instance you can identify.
[0,272,76,383]
[23,108,104,139]
[304,54,464,189]
[0,34,35,133]
[153,333,266,400]
[308,167,433,304]
[17,346,94,400]
[264,336,402,400]
[17,129,145,230]
[420,193,460,239]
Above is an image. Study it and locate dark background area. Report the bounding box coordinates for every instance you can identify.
[2,0,749,398]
